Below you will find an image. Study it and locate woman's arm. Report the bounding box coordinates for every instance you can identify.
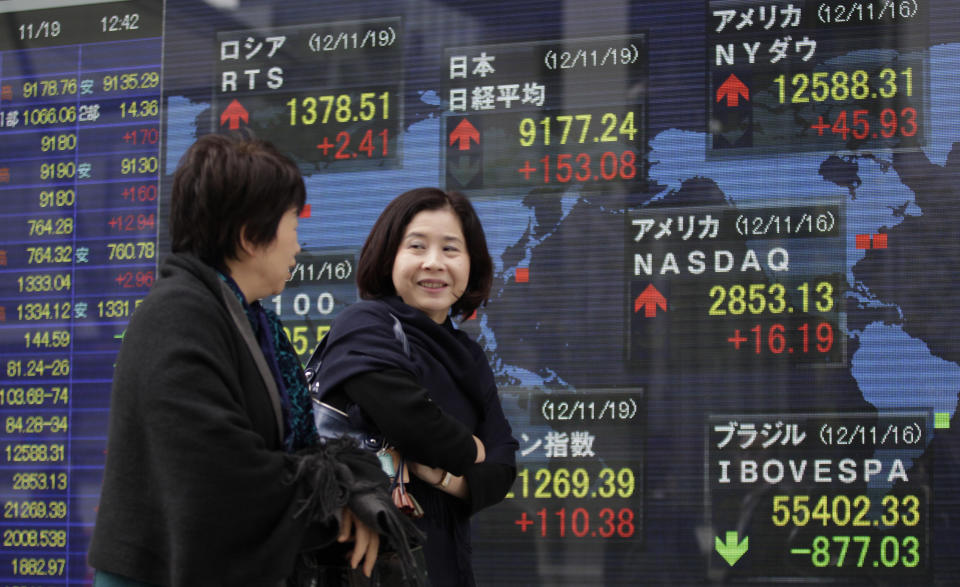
[340,368,478,474]
[460,376,519,512]
[407,462,470,500]
[406,376,517,509]
[406,458,515,510]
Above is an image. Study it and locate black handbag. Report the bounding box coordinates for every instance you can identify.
[311,398,387,453]
[303,315,406,454]
[305,312,409,452]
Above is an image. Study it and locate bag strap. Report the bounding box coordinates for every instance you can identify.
[302,332,327,384]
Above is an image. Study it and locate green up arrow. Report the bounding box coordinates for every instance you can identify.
[715,531,748,566]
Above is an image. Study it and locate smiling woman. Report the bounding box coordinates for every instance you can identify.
[391,206,471,323]
[355,187,494,322]
[310,187,519,586]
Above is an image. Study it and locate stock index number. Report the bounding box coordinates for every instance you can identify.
[772,494,921,528]
[774,68,913,104]
[508,467,636,499]
[519,111,638,147]
[709,281,834,316]
[287,92,390,126]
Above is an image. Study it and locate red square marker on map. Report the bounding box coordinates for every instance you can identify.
[855,234,871,249]
[872,233,887,249]
[515,267,529,283]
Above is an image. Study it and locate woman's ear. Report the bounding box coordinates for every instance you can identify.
[235,226,256,261]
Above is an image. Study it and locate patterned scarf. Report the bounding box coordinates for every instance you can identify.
[218,272,318,451]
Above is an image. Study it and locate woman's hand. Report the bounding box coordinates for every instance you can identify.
[407,460,445,485]
[338,506,380,577]
[473,435,486,463]
[408,461,469,499]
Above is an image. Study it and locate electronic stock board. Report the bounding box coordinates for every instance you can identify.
[1,0,959,584]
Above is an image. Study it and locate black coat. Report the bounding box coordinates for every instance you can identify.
[88,254,413,586]
[313,296,519,586]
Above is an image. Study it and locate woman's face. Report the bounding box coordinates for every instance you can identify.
[391,206,470,323]
[246,207,301,300]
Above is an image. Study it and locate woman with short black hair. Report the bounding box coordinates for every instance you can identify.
[311,187,518,586]
[354,187,494,320]
[88,134,420,586]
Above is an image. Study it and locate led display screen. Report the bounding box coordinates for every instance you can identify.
[1,0,958,584]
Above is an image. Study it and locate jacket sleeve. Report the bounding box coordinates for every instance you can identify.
[342,368,515,513]
[461,361,518,513]
[340,369,478,475]
[463,461,517,514]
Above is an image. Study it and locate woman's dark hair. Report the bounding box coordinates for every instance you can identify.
[169,133,306,267]
[356,187,493,321]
